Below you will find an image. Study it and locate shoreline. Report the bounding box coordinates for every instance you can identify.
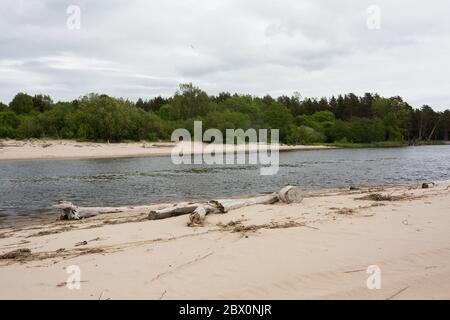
[1,139,448,162]
[0,182,427,229]
[0,139,333,161]
[1,181,449,299]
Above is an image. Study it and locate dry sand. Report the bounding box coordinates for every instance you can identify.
[1,182,449,299]
[0,139,331,161]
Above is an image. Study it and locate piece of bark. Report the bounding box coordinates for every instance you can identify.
[278,186,303,204]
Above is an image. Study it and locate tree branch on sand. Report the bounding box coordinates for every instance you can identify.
[54,201,130,220]
[150,186,303,226]
[54,186,304,226]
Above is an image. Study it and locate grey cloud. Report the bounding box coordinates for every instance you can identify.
[0,0,449,110]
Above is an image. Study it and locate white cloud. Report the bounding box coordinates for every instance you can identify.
[0,0,449,110]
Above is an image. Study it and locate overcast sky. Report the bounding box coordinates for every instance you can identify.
[1,0,449,110]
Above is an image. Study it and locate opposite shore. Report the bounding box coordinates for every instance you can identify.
[1,139,449,161]
[0,139,332,161]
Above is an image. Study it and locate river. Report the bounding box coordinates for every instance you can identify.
[0,145,449,225]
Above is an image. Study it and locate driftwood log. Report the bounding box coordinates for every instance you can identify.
[149,202,220,223]
[55,186,303,223]
[148,203,202,220]
[54,201,126,220]
[209,194,279,212]
[148,194,280,224]
[278,185,304,204]
[187,194,280,226]
[188,203,221,226]
[149,186,302,225]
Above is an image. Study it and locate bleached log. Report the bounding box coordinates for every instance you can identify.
[150,194,279,223]
[54,202,80,220]
[278,186,303,204]
[210,193,279,213]
[188,194,279,225]
[54,201,126,220]
[188,203,221,226]
[55,186,303,222]
[148,202,200,220]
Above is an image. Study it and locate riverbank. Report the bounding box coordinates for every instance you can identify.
[0,139,332,161]
[1,181,449,299]
[2,139,448,162]
[321,140,449,149]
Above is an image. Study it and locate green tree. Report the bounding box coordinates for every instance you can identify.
[10,93,34,114]
[263,102,294,142]
[32,94,53,112]
[0,111,20,138]
[312,111,335,123]
[342,93,359,120]
[0,86,446,144]
[439,110,450,141]
[203,110,251,134]
[136,98,145,109]
[220,95,261,121]
[16,116,44,138]
[146,96,170,112]
[324,119,351,142]
[291,126,325,144]
[170,83,214,119]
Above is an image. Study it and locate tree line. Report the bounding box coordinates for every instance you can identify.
[0,83,449,145]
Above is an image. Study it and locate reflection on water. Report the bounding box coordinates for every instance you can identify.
[0,145,449,224]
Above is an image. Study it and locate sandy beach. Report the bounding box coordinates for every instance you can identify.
[0,181,449,299]
[0,140,331,161]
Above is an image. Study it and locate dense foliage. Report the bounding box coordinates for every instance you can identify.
[0,84,449,144]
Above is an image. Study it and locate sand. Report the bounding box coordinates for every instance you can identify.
[0,139,331,161]
[0,181,449,299]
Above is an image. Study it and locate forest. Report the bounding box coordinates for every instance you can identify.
[0,83,449,145]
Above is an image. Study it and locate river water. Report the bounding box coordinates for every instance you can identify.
[0,145,449,225]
